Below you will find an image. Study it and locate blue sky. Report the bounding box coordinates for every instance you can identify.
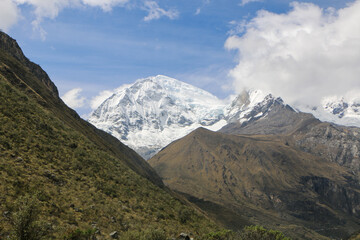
[1,0,359,116]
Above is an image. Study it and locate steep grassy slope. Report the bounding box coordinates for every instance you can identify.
[149,128,360,239]
[0,31,162,186]
[0,32,218,239]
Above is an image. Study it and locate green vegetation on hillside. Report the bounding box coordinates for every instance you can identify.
[0,53,217,238]
[202,226,290,240]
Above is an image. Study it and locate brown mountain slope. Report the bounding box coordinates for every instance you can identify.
[149,127,360,239]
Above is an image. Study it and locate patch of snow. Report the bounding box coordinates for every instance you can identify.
[254,112,263,118]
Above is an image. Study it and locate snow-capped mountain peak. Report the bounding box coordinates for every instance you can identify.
[322,96,360,119]
[299,95,360,128]
[88,75,227,159]
[225,89,283,124]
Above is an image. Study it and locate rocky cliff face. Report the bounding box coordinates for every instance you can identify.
[300,176,360,218]
[292,122,360,175]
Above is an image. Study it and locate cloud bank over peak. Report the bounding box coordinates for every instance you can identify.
[226,1,360,107]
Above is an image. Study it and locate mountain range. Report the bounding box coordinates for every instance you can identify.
[88,75,360,239]
[149,101,360,239]
[89,75,360,160]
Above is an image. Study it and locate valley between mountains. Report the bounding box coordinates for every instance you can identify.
[1,29,360,240]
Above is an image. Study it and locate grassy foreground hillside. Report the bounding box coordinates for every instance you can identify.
[0,32,218,239]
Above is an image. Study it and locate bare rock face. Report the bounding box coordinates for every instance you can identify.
[300,176,360,218]
[292,122,360,175]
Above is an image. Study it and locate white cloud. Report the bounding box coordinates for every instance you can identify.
[61,88,86,109]
[0,0,20,32]
[195,8,201,15]
[90,90,113,110]
[13,0,73,39]
[81,0,128,11]
[195,0,210,15]
[11,0,129,39]
[239,0,262,7]
[226,1,360,107]
[3,0,174,38]
[143,1,178,21]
